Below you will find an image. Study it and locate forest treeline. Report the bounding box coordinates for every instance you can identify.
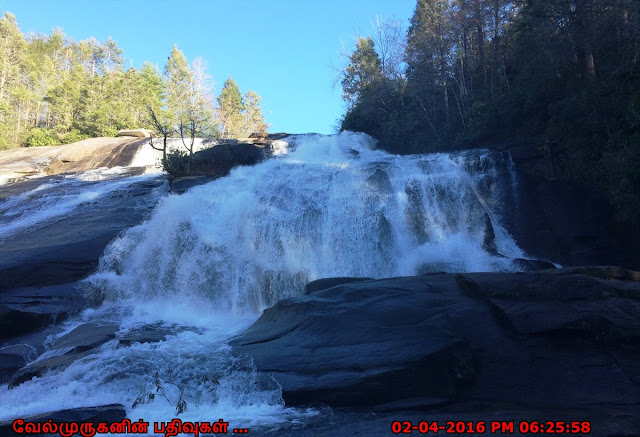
[340,0,640,224]
[0,11,267,150]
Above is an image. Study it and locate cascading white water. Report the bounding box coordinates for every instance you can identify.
[0,132,531,429]
[90,132,525,311]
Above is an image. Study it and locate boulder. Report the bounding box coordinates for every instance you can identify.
[0,137,149,182]
[0,344,37,383]
[117,128,155,138]
[169,175,217,194]
[187,143,266,178]
[304,277,373,295]
[0,325,64,384]
[8,322,119,388]
[117,322,193,347]
[230,267,640,414]
[0,283,84,341]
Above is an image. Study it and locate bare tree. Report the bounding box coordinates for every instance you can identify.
[372,15,407,80]
[180,56,215,152]
[147,105,173,162]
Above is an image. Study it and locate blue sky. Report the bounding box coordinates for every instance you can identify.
[1,0,416,134]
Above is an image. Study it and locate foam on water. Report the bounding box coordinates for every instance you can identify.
[0,132,533,428]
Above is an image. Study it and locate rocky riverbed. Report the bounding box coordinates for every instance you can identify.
[1,268,638,436]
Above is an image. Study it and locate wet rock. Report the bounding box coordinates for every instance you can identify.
[0,305,58,342]
[511,257,556,270]
[231,267,640,413]
[8,322,118,388]
[457,268,640,341]
[188,143,266,178]
[0,283,85,341]
[0,175,167,290]
[169,175,217,193]
[0,137,147,183]
[497,164,640,269]
[53,322,119,352]
[0,344,38,383]
[304,277,373,295]
[366,169,392,194]
[117,323,186,347]
[231,275,476,407]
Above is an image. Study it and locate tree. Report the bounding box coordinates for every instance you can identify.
[243,90,268,137]
[406,0,453,128]
[341,37,382,107]
[161,47,218,157]
[217,76,244,138]
[164,44,192,126]
[183,56,217,142]
[101,37,124,73]
[46,64,87,136]
[372,16,406,80]
[0,12,27,147]
[148,105,173,162]
[0,10,267,148]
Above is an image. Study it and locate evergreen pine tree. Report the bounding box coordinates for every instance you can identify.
[341,37,382,107]
[217,76,244,138]
[164,44,193,126]
[243,90,268,137]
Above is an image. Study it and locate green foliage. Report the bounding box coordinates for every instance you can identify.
[138,61,165,111]
[215,77,267,138]
[0,11,266,150]
[26,128,60,147]
[598,134,640,224]
[243,90,268,136]
[218,77,245,138]
[58,129,89,144]
[161,149,190,179]
[164,45,193,123]
[218,77,244,114]
[340,0,640,225]
[341,37,382,105]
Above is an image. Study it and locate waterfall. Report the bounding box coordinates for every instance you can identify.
[0,132,531,428]
[89,132,526,313]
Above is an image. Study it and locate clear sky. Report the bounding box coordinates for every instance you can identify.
[1,0,417,134]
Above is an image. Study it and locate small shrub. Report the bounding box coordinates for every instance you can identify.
[58,129,89,144]
[162,149,191,179]
[26,128,60,147]
[101,126,119,137]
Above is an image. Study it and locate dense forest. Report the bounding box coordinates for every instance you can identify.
[341,0,640,225]
[0,11,267,150]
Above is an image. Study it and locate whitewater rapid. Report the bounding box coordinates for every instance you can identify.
[0,132,530,429]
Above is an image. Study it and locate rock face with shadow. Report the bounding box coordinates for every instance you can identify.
[168,134,289,193]
[492,142,640,270]
[230,267,640,434]
[0,171,168,357]
[0,174,167,291]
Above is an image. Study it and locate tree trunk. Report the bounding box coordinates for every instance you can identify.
[575,0,596,82]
